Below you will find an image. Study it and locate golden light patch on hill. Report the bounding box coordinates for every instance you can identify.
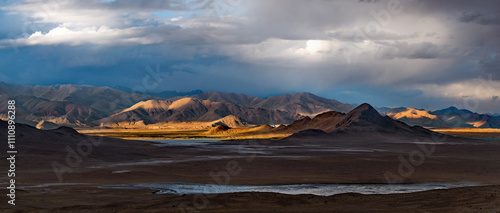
[98,114,246,129]
[78,123,290,140]
[466,120,487,128]
[446,116,457,121]
[121,99,171,113]
[167,97,193,109]
[207,124,231,134]
[387,108,437,120]
[211,115,246,128]
[35,120,60,130]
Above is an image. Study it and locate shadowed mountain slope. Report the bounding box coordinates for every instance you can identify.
[253,92,354,116]
[191,91,264,107]
[0,82,153,114]
[192,91,354,116]
[280,103,435,138]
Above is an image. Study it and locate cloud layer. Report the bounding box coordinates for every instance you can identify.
[0,0,499,113]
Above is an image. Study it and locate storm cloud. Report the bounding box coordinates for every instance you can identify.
[0,0,499,113]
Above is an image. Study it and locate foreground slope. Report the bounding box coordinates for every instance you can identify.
[1,118,500,212]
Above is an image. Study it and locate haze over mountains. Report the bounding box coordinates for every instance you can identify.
[1,82,499,129]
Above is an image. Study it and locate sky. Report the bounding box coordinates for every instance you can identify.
[0,0,499,113]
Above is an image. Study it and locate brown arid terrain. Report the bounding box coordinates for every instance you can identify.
[191,91,355,116]
[3,0,500,212]
[1,103,500,212]
[1,83,356,129]
[79,103,456,140]
[3,82,500,132]
[97,98,302,126]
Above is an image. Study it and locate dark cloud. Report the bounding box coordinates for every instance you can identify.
[459,11,500,25]
[358,0,380,3]
[376,41,452,59]
[393,89,423,98]
[0,0,499,113]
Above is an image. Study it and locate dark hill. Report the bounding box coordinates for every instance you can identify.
[282,103,437,139]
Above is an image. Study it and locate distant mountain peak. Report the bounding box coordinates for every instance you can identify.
[332,103,406,133]
[275,92,321,100]
[348,103,380,117]
[432,106,474,116]
[291,92,314,97]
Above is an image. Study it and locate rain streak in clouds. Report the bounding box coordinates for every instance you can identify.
[0,0,499,113]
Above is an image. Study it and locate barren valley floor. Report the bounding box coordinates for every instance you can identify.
[2,124,500,212]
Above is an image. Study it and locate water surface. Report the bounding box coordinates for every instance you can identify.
[103,183,479,196]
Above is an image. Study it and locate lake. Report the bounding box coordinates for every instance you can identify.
[103,182,479,196]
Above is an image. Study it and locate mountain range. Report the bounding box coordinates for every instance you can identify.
[0,82,153,128]
[0,83,349,128]
[191,91,354,116]
[381,107,500,128]
[0,82,499,129]
[99,98,301,126]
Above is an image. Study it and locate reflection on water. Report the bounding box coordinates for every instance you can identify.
[103,182,479,196]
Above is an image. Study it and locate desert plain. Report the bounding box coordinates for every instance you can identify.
[1,105,500,212]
